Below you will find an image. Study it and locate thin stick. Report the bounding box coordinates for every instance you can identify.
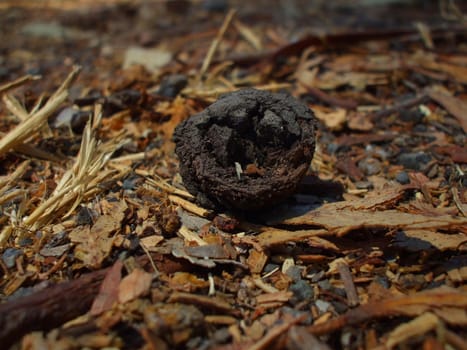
[198,9,236,80]
[0,160,30,191]
[0,74,41,94]
[169,194,212,218]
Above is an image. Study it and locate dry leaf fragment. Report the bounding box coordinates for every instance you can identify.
[118,268,153,303]
[427,86,467,133]
[169,272,209,292]
[70,214,121,269]
[90,260,123,316]
[414,55,467,84]
[282,208,467,236]
[256,228,329,248]
[347,111,374,131]
[247,249,268,274]
[140,235,164,251]
[313,106,347,131]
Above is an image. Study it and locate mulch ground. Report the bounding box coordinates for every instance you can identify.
[0,1,466,349]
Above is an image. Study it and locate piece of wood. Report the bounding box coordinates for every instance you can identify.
[0,269,106,349]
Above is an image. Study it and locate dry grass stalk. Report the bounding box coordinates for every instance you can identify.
[137,170,194,200]
[0,189,26,207]
[0,160,30,193]
[0,74,41,94]
[2,94,30,121]
[168,194,212,218]
[198,9,237,81]
[0,66,81,157]
[22,104,129,230]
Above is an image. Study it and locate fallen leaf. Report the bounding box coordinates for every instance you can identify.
[139,235,164,251]
[169,272,209,292]
[118,268,153,303]
[313,106,347,131]
[184,244,229,259]
[70,214,121,269]
[90,260,123,316]
[347,111,374,131]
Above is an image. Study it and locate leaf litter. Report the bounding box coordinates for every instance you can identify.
[0,1,466,349]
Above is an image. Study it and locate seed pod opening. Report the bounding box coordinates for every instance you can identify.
[173,88,317,211]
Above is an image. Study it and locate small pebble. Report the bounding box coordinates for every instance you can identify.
[355,181,373,190]
[289,280,314,303]
[317,279,332,291]
[282,306,314,324]
[263,263,279,274]
[413,124,427,132]
[2,248,22,268]
[397,151,432,170]
[212,327,231,344]
[76,206,94,226]
[326,143,339,154]
[285,265,302,282]
[158,74,188,98]
[358,157,381,176]
[395,171,410,184]
[122,175,143,190]
[18,237,33,247]
[315,299,331,313]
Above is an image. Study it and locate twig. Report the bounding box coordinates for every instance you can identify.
[337,261,360,307]
[138,171,194,199]
[198,9,236,81]
[0,160,30,193]
[372,93,428,119]
[302,85,358,109]
[169,194,212,218]
[0,74,41,94]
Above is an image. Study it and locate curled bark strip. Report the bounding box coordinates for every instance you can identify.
[173,88,317,211]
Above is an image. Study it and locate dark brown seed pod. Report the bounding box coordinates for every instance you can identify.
[173,88,317,211]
